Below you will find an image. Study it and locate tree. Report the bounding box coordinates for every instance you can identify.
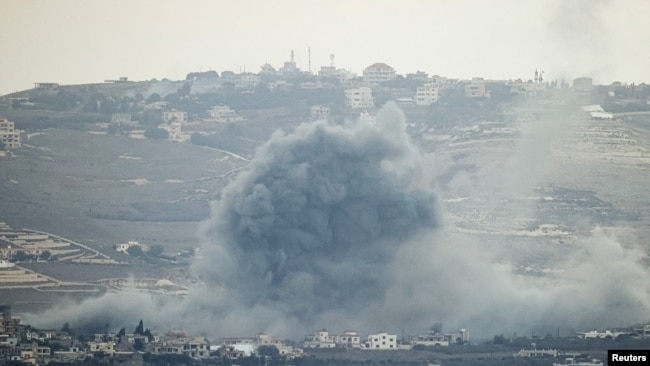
[493,334,507,345]
[140,109,163,126]
[430,322,443,334]
[127,245,144,258]
[143,328,154,342]
[146,93,161,104]
[12,251,33,262]
[148,244,164,257]
[257,345,280,358]
[133,338,145,351]
[135,319,144,335]
[144,127,169,140]
[61,322,74,336]
[39,251,52,261]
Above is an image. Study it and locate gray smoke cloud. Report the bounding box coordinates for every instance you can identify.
[192,101,438,330]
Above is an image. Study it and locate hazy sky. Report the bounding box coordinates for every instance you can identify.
[2,0,649,95]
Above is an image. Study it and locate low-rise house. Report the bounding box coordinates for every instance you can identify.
[115,241,147,254]
[310,106,330,120]
[364,332,397,350]
[52,346,85,363]
[304,329,336,349]
[358,111,376,124]
[576,330,626,339]
[20,342,51,366]
[514,348,558,357]
[148,336,209,359]
[413,331,449,347]
[338,331,361,349]
[208,105,244,123]
[162,110,188,124]
[87,341,116,356]
[218,345,249,359]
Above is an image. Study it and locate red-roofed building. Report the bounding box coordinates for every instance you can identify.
[363,63,396,84]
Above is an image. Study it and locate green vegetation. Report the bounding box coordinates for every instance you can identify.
[87,201,210,222]
[144,127,169,139]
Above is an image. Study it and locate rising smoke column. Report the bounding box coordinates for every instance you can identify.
[195,102,438,329]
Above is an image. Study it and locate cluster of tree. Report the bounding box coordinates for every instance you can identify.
[144,127,169,139]
[5,110,110,130]
[125,244,165,260]
[87,201,210,223]
[10,250,53,262]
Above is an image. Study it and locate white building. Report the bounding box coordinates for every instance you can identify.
[304,329,361,349]
[363,63,396,84]
[208,105,244,123]
[235,73,261,88]
[416,83,440,105]
[364,332,397,350]
[576,330,626,339]
[465,78,487,98]
[338,331,361,349]
[115,240,146,254]
[358,111,376,124]
[0,118,21,148]
[160,120,187,142]
[510,81,544,97]
[304,329,336,348]
[310,105,330,120]
[162,110,188,124]
[345,87,374,109]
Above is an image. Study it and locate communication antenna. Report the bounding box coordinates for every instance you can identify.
[330,54,335,67]
[290,49,295,62]
[308,47,311,73]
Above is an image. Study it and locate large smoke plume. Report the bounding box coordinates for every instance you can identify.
[27,102,650,340]
[192,102,438,333]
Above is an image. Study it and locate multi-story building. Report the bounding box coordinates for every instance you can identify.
[19,342,51,366]
[162,110,188,124]
[363,63,396,84]
[0,306,22,339]
[416,83,440,105]
[310,105,330,120]
[234,73,260,88]
[0,118,21,149]
[345,87,374,109]
[304,329,336,348]
[464,78,487,98]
